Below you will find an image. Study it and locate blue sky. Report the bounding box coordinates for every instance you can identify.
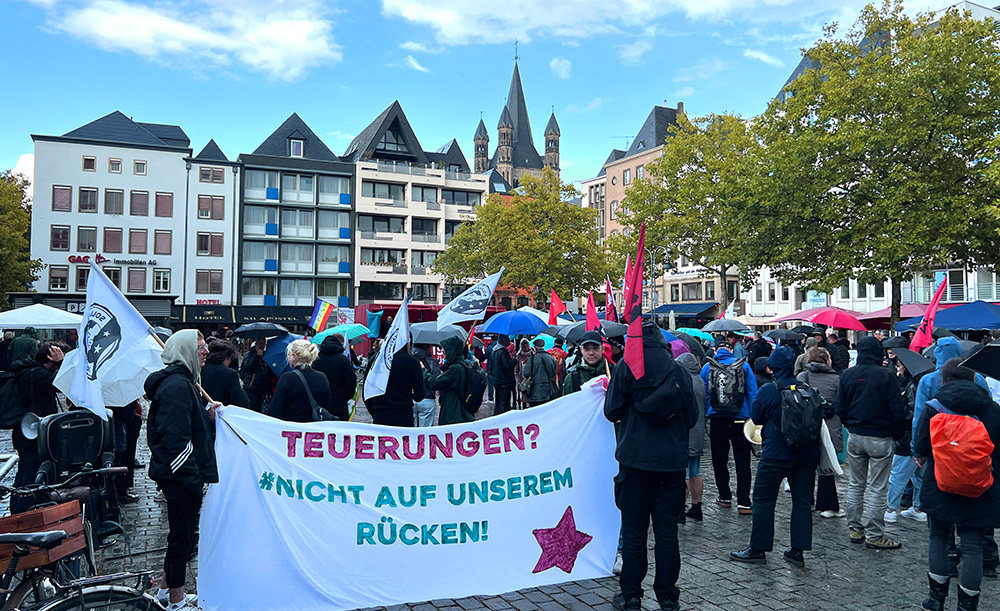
[4,0,937,191]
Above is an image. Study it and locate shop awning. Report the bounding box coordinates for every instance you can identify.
[652,302,718,315]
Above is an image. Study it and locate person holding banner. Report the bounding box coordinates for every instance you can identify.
[145,329,219,611]
[605,321,697,611]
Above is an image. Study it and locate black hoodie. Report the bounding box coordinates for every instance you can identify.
[313,337,356,420]
[144,364,218,486]
[605,322,697,472]
[836,336,904,439]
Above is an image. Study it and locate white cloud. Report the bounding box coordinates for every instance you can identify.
[618,40,652,65]
[549,57,571,79]
[399,40,441,53]
[404,54,430,72]
[13,154,34,201]
[567,97,602,113]
[43,0,342,81]
[743,48,784,67]
[672,85,695,98]
[674,57,726,82]
[327,130,354,141]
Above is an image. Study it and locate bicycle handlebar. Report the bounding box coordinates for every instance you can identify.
[0,466,129,497]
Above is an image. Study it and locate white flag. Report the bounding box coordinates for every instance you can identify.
[722,299,737,320]
[436,267,504,329]
[69,262,153,419]
[363,298,411,401]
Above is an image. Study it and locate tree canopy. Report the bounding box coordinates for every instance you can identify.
[0,172,42,310]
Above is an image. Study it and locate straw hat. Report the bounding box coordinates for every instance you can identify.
[743,419,763,445]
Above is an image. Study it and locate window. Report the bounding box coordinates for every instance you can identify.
[243,241,277,261]
[857,282,868,299]
[129,229,147,254]
[104,267,121,288]
[768,282,776,302]
[412,250,438,268]
[197,233,224,256]
[706,282,716,301]
[133,160,146,175]
[317,210,349,229]
[611,176,617,186]
[153,269,171,293]
[755,283,763,301]
[82,156,96,171]
[79,188,98,213]
[199,167,225,183]
[376,129,408,153]
[359,281,404,301]
[108,158,122,173]
[290,139,304,157]
[412,186,437,203]
[155,192,173,217]
[361,181,405,201]
[728,281,739,301]
[104,228,122,253]
[280,243,313,262]
[154,230,172,255]
[244,206,277,225]
[318,245,349,263]
[358,215,404,234]
[49,266,68,291]
[610,201,618,220]
[636,165,644,180]
[77,227,97,252]
[245,170,279,190]
[282,174,314,194]
[361,248,406,265]
[74,266,88,291]
[840,282,850,299]
[197,195,224,219]
[623,169,631,185]
[318,176,349,196]
[445,220,462,243]
[50,226,70,251]
[670,284,680,301]
[196,270,223,294]
[127,268,146,293]
[441,189,480,206]
[130,191,149,216]
[874,282,885,299]
[281,209,313,228]
[52,186,71,211]
[781,285,790,302]
[413,283,437,301]
[318,279,349,298]
[104,189,124,215]
[412,218,437,237]
[279,279,313,305]
[682,282,702,301]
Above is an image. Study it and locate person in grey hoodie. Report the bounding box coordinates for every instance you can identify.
[676,353,706,522]
[797,346,843,517]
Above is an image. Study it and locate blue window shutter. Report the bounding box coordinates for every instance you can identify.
[264,259,277,272]
[265,223,278,236]
[339,227,351,239]
[340,193,351,205]
[264,295,277,306]
[338,296,350,308]
[266,187,279,200]
[339,261,350,274]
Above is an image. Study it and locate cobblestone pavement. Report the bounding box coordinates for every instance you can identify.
[3,398,997,610]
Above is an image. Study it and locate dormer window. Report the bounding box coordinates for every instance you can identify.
[377,129,408,153]
[290,139,304,158]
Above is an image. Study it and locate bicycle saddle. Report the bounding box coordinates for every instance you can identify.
[0,530,68,550]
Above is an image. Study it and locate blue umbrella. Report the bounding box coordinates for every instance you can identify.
[264,333,303,377]
[660,328,679,343]
[480,311,549,336]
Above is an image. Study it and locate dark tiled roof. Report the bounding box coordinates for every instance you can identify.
[596,149,626,177]
[494,63,543,170]
[194,139,229,162]
[137,122,190,148]
[775,55,819,103]
[497,106,513,129]
[252,112,338,161]
[426,139,470,172]
[343,101,428,165]
[474,119,488,140]
[545,112,560,136]
[61,111,188,149]
[624,106,678,159]
[483,168,512,194]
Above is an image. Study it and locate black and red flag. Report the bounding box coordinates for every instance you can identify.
[622,225,646,379]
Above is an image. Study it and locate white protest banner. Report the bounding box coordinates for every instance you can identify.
[198,380,617,611]
[436,267,504,329]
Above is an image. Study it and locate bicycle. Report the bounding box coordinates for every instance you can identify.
[0,466,162,610]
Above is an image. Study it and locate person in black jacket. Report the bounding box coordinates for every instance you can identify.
[364,345,423,427]
[915,368,1000,611]
[269,340,331,423]
[10,342,64,513]
[836,336,905,550]
[313,334,356,421]
[731,347,820,567]
[239,339,269,413]
[605,321,696,611]
[828,332,851,373]
[200,340,249,410]
[145,329,219,610]
[489,336,516,416]
[745,332,772,365]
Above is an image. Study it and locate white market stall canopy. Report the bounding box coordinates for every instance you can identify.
[0,303,83,330]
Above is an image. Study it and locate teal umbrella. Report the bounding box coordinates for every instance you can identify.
[532,334,557,350]
[676,327,713,342]
[312,323,370,345]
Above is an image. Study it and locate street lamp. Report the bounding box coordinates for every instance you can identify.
[644,246,671,324]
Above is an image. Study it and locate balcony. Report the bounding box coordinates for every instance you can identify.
[977,283,1000,301]
[373,198,406,208]
[412,233,440,243]
[359,230,401,241]
[411,266,426,275]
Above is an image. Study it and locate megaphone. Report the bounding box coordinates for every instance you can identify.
[21,413,41,441]
[743,419,763,446]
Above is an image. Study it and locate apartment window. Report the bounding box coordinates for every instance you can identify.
[279,279,313,305]
[445,220,462,242]
[728,281,739,301]
[155,192,173,217]
[441,189,480,206]
[670,284,680,301]
[154,230,172,255]
[153,269,171,293]
[610,201,618,220]
[196,270,223,294]
[197,195,224,220]
[82,156,96,171]
[768,282,776,302]
[52,186,72,211]
[280,243,313,264]
[210,234,224,257]
[130,191,149,216]
[318,279,349,298]
[361,181,404,201]
[129,229,147,254]
[623,169,631,185]
[242,277,276,297]
[874,282,885,299]
[840,282,850,299]
[376,130,407,153]
[412,186,437,202]
[317,210,349,230]
[108,158,122,173]
[412,218,437,237]
[49,266,68,291]
[361,248,406,265]
[636,165,644,180]
[133,160,147,175]
[103,228,122,253]
[199,167,225,183]
[413,283,437,301]
[244,205,277,225]
[196,233,223,256]
[243,241,277,261]
[412,250,438,268]
[104,267,121,288]
[755,283,763,302]
[77,227,97,252]
[318,175,349,196]
[127,268,146,292]
[682,282,702,301]
[358,215,404,234]
[318,245,349,263]
[857,282,868,299]
[781,285,790,302]
[281,209,313,229]
[50,226,70,251]
[79,188,98,213]
[245,170,279,190]
[290,139,304,157]
[283,174,313,194]
[103,189,124,215]
[76,266,90,291]
[706,282,716,301]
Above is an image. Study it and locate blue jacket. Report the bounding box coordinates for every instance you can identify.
[911,336,989,454]
[752,346,821,465]
[700,347,758,420]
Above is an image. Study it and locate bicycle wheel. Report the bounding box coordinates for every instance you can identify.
[35,586,158,611]
[2,573,58,611]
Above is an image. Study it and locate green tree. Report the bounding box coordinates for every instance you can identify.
[748,0,1000,324]
[433,168,608,301]
[616,112,759,308]
[0,172,42,310]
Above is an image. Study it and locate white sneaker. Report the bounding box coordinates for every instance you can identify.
[156,588,169,606]
[783,479,790,492]
[165,593,198,610]
[901,507,928,522]
[820,509,846,519]
[884,509,898,523]
[154,489,166,503]
[613,552,623,575]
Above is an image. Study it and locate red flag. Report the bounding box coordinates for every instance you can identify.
[586,291,601,331]
[622,254,633,316]
[911,277,948,351]
[624,225,646,379]
[605,276,618,323]
[548,289,567,325]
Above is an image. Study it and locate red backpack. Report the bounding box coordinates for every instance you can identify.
[928,399,995,498]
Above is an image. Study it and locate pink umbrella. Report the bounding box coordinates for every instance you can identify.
[768,306,861,323]
[804,308,868,331]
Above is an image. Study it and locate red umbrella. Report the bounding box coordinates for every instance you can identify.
[804,308,868,331]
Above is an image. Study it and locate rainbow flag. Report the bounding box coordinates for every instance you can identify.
[309,299,335,331]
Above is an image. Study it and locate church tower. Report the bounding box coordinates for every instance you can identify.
[544,111,560,172]
[474,118,489,173]
[497,106,514,185]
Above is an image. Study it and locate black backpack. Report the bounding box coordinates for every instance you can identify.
[779,383,825,449]
[707,357,746,414]
[0,371,28,430]
[460,362,488,415]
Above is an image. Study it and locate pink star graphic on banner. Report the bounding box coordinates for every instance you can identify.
[531,506,593,574]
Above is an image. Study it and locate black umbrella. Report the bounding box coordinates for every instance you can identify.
[558,320,627,344]
[764,329,801,342]
[791,325,818,335]
[961,341,1000,380]
[892,348,934,377]
[701,319,750,333]
[670,331,706,359]
[883,336,909,349]
[232,322,290,339]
